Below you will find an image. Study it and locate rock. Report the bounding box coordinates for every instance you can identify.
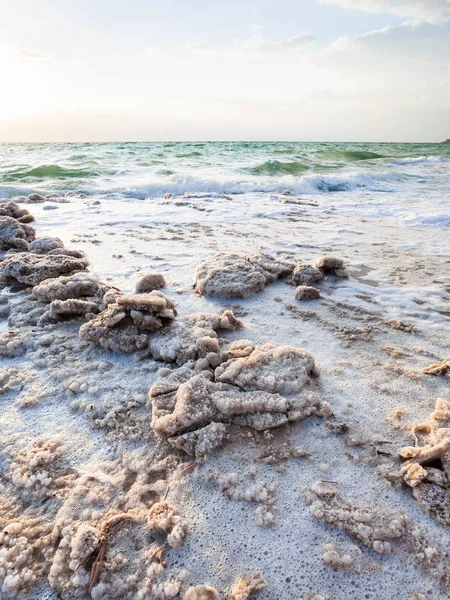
[135,272,166,293]
[79,291,177,353]
[32,272,107,302]
[0,252,88,286]
[314,255,349,278]
[28,237,65,254]
[292,264,324,286]
[195,251,295,298]
[295,285,321,301]
[0,200,34,223]
[150,343,330,443]
[0,216,35,250]
[27,193,46,203]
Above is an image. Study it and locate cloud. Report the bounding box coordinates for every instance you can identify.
[315,21,450,70]
[241,33,315,54]
[186,42,217,53]
[317,0,450,24]
[19,49,55,60]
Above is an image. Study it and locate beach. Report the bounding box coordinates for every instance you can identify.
[0,142,450,600]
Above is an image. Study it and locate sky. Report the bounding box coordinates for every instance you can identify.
[0,0,449,142]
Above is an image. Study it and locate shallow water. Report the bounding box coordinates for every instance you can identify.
[0,141,449,205]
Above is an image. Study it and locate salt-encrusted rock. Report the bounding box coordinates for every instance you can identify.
[32,272,107,302]
[0,252,88,285]
[168,422,228,458]
[80,290,176,353]
[185,585,220,600]
[0,216,35,250]
[195,251,295,298]
[244,250,295,283]
[135,272,166,293]
[47,298,101,321]
[28,237,64,254]
[392,398,450,526]
[148,310,243,364]
[229,572,268,600]
[0,200,34,223]
[150,343,330,445]
[215,344,316,394]
[292,264,324,286]
[27,193,45,203]
[314,255,349,278]
[0,331,26,357]
[295,285,321,301]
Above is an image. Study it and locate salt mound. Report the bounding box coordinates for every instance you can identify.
[295,285,321,301]
[150,343,331,454]
[135,272,166,293]
[292,264,324,286]
[194,251,295,298]
[0,252,88,286]
[28,237,65,254]
[314,255,349,278]
[388,399,450,527]
[215,344,316,394]
[0,216,35,251]
[0,200,34,223]
[33,272,108,302]
[148,310,243,364]
[80,290,177,353]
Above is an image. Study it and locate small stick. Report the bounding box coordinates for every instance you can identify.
[180,462,197,475]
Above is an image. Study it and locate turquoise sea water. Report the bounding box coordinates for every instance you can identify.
[0,141,449,199]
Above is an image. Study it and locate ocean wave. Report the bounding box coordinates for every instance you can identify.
[1,164,101,181]
[391,156,450,166]
[320,150,385,162]
[246,160,310,176]
[99,170,398,199]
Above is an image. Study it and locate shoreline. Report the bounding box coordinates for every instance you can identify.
[0,189,450,600]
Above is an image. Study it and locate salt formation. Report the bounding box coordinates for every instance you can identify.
[0,216,35,250]
[135,272,166,293]
[0,252,88,285]
[321,544,353,569]
[208,470,276,526]
[194,251,295,298]
[28,237,65,254]
[313,256,349,278]
[80,290,177,353]
[32,273,114,324]
[147,501,188,548]
[150,343,331,456]
[305,481,450,584]
[292,264,324,286]
[295,285,321,301]
[304,481,409,554]
[1,437,191,599]
[148,310,243,364]
[0,331,25,357]
[423,359,450,376]
[392,399,450,526]
[0,199,34,223]
[33,272,108,302]
[185,585,220,599]
[229,572,267,600]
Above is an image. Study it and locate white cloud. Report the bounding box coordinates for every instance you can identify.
[186,42,217,53]
[317,0,450,24]
[241,33,314,54]
[18,48,55,60]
